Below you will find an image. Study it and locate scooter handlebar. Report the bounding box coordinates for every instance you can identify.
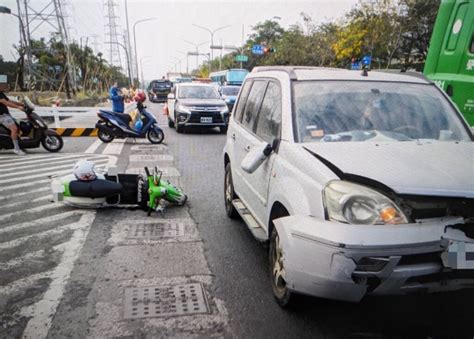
[144,167,151,177]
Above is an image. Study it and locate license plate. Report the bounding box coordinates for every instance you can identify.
[200,117,212,123]
[442,241,474,269]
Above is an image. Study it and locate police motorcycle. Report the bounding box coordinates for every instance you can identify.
[95,92,164,144]
[0,97,63,152]
[51,160,187,215]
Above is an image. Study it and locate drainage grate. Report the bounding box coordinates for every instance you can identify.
[123,283,209,319]
[127,221,185,238]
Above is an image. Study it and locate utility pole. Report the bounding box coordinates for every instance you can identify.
[15,0,76,96]
[104,0,123,70]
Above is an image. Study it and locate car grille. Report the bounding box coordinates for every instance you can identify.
[396,195,474,221]
[188,112,224,124]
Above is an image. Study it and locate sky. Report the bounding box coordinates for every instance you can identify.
[0,0,357,81]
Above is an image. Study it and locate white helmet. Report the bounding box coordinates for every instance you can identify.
[73,160,97,181]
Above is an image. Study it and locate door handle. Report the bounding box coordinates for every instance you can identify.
[231,133,236,140]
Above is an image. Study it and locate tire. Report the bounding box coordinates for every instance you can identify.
[269,227,294,307]
[98,130,114,143]
[147,127,164,144]
[176,122,184,134]
[219,126,228,134]
[224,162,239,219]
[41,134,63,152]
[168,118,175,128]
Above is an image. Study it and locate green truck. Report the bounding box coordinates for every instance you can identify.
[424,0,474,125]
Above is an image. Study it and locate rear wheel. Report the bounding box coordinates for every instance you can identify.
[98,130,114,143]
[41,134,63,152]
[269,227,294,307]
[224,162,239,219]
[147,127,164,144]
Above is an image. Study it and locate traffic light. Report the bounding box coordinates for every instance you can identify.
[263,47,276,55]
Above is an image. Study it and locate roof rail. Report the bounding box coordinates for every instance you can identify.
[252,66,298,80]
[372,69,430,82]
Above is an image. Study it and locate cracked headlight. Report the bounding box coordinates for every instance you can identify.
[324,181,408,225]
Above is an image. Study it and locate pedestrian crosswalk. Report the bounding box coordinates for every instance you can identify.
[0,153,117,338]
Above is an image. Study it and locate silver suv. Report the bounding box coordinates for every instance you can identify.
[223,66,474,307]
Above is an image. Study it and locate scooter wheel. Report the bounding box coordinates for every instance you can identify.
[147,128,164,144]
[41,134,63,152]
[98,130,115,143]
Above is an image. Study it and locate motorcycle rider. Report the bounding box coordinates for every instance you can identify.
[0,81,26,155]
[109,80,124,113]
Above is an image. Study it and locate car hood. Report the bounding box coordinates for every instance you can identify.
[178,98,225,107]
[303,141,474,198]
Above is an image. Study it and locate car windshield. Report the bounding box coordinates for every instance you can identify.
[221,87,240,96]
[293,81,471,143]
[179,86,220,99]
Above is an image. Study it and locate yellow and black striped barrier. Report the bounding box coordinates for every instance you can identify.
[52,128,98,137]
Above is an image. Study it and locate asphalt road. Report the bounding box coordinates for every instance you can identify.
[1,102,473,338]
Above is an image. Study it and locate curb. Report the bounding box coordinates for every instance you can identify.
[52,128,98,137]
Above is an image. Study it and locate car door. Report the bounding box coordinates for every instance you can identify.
[240,81,282,226]
[167,85,177,121]
[231,79,269,225]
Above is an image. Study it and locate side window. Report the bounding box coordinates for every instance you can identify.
[241,80,267,132]
[255,82,282,143]
[446,4,467,51]
[233,81,252,123]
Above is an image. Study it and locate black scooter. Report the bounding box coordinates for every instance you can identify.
[0,97,63,153]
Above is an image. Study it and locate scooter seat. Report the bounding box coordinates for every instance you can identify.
[69,179,123,198]
[101,110,132,124]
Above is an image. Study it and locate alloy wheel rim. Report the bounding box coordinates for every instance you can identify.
[272,234,286,292]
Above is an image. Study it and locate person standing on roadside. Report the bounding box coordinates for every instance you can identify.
[0,80,26,155]
[109,80,124,113]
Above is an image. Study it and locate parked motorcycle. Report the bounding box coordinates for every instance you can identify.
[51,164,187,216]
[95,101,164,144]
[0,97,63,152]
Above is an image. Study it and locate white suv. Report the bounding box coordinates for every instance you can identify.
[223,66,474,307]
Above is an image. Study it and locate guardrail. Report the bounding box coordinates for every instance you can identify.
[10,102,136,128]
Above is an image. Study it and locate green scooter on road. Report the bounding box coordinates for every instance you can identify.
[51,164,187,215]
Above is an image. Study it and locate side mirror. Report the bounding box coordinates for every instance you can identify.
[167,93,175,100]
[241,141,273,174]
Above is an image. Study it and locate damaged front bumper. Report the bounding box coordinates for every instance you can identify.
[273,216,474,302]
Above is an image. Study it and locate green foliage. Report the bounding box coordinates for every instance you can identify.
[194,0,440,74]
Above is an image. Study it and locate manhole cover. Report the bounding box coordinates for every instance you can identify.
[123,283,209,319]
[128,221,185,238]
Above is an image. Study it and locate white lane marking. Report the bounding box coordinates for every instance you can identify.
[0,154,89,169]
[1,195,51,209]
[0,210,86,235]
[0,165,107,188]
[0,187,50,202]
[0,211,92,250]
[0,155,110,174]
[85,139,103,154]
[102,139,126,155]
[20,212,95,339]
[0,202,64,220]
[2,250,45,270]
[0,158,110,179]
[0,154,53,163]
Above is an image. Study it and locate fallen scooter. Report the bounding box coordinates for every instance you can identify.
[51,161,186,215]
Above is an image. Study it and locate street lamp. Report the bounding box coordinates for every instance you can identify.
[192,24,231,71]
[133,17,157,87]
[105,41,132,86]
[183,39,209,70]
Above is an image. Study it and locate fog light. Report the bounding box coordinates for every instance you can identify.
[178,114,188,122]
[355,257,389,272]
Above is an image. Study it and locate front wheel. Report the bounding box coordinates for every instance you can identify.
[224,162,239,219]
[147,127,164,144]
[41,134,63,152]
[269,227,294,307]
[98,130,114,143]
